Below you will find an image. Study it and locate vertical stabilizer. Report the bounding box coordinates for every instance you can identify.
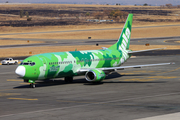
[109,14,133,50]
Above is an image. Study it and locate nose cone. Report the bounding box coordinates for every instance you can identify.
[15,66,26,77]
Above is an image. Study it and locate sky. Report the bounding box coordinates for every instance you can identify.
[0,0,180,6]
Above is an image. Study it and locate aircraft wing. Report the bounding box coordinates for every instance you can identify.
[128,48,165,54]
[78,62,174,73]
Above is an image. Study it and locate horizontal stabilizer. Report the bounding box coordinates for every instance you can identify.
[128,48,166,54]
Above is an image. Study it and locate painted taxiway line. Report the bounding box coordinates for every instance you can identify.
[7,79,23,82]
[0,72,15,75]
[0,93,21,97]
[1,92,180,118]
[0,89,14,92]
[7,98,38,101]
[135,112,180,120]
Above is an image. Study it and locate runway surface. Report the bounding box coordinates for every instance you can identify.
[0,55,179,120]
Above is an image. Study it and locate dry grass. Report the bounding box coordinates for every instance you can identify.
[0,24,123,34]
[134,14,180,22]
[0,44,179,58]
[1,25,180,40]
[131,26,180,38]
[0,4,158,9]
[0,40,44,46]
[1,21,180,34]
[0,4,180,58]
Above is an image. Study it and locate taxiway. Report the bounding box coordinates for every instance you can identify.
[0,55,179,120]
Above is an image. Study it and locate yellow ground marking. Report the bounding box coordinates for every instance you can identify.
[7,79,23,82]
[20,83,30,85]
[0,93,21,97]
[0,89,14,92]
[156,67,180,75]
[130,56,137,58]
[120,73,137,75]
[148,76,178,79]
[132,71,157,73]
[119,71,157,75]
[164,40,168,43]
[57,100,97,104]
[120,78,157,82]
[8,98,38,101]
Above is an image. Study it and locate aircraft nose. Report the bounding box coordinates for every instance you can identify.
[15,66,26,77]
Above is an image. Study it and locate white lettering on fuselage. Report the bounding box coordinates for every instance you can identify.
[119,28,131,63]
[122,28,130,49]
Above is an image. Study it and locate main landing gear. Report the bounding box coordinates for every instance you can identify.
[30,83,35,88]
[65,77,73,83]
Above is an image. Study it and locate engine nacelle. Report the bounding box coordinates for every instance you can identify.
[85,69,106,82]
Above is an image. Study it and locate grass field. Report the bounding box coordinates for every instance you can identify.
[1,23,180,58]
[1,25,180,40]
[0,21,179,34]
[0,4,180,58]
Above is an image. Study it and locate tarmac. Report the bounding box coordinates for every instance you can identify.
[0,25,180,119]
[0,54,179,120]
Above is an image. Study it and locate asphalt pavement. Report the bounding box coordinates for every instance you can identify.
[0,55,179,120]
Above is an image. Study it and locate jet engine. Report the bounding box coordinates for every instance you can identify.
[85,69,106,82]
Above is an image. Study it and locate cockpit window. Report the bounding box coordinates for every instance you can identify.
[20,62,36,66]
[24,63,29,65]
[30,62,35,66]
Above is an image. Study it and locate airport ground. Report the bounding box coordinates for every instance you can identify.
[0,29,180,119]
[0,54,180,120]
[1,23,180,58]
[0,4,180,119]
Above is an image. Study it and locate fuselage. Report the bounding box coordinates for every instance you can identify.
[15,48,130,81]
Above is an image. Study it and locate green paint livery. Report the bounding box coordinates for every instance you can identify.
[15,14,173,88]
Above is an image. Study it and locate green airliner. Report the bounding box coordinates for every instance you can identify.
[15,14,173,88]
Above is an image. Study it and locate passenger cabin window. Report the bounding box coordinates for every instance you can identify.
[49,61,72,65]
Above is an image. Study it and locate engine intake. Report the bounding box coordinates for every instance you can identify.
[85,69,106,82]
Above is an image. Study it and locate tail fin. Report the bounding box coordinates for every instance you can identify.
[109,14,133,50]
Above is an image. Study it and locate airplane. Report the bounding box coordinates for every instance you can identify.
[15,14,173,88]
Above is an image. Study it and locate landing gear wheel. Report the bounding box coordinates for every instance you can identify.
[30,83,35,88]
[65,77,73,83]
